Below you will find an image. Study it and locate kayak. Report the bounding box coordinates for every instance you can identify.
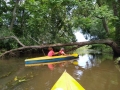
[25,54,78,66]
[51,70,85,90]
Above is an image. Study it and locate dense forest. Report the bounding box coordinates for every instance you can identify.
[1,0,120,56]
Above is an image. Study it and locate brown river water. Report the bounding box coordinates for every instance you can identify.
[0,53,120,90]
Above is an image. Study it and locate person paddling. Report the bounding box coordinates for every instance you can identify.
[47,47,55,70]
[48,47,55,57]
[58,48,66,55]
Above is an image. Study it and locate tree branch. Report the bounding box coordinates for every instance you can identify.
[0,36,25,47]
[1,39,120,57]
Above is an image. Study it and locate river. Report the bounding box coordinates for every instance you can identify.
[0,52,120,90]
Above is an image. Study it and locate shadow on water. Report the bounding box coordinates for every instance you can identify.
[0,53,120,90]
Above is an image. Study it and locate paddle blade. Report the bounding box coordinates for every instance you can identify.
[72,53,79,57]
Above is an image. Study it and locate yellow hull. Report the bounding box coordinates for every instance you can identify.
[25,54,78,66]
[51,71,85,90]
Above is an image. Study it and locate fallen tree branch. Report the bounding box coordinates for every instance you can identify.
[0,39,120,57]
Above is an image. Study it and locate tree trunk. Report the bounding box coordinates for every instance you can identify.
[102,18,109,33]
[97,0,109,33]
[1,39,120,57]
[113,1,118,16]
[114,0,120,46]
[9,0,19,30]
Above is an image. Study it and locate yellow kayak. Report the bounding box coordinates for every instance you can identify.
[51,70,85,90]
[25,54,78,66]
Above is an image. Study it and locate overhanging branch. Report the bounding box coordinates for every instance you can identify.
[1,39,120,57]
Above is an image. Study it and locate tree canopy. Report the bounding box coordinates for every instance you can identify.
[0,0,120,50]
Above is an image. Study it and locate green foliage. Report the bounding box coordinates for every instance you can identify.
[91,5,113,18]
[0,0,77,49]
[23,0,77,44]
[72,0,117,40]
[1,0,120,50]
[89,44,113,53]
[114,57,120,64]
[74,45,90,55]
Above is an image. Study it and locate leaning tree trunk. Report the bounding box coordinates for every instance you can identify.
[1,39,120,57]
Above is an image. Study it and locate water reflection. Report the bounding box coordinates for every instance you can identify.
[73,70,83,80]
[48,64,54,70]
[0,53,120,90]
[47,61,71,72]
[77,54,100,69]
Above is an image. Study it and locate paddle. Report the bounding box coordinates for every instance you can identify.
[71,53,79,57]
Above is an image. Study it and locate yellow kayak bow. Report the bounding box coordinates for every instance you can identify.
[51,70,85,90]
